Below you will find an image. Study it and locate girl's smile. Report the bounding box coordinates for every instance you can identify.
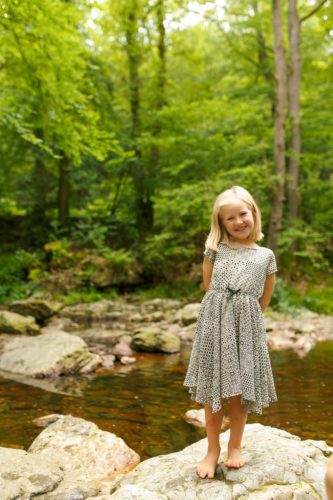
[221,201,255,244]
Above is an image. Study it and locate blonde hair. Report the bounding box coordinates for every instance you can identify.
[205,186,264,251]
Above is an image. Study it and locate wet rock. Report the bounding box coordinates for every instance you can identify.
[112,341,134,360]
[0,331,101,376]
[33,414,64,428]
[107,423,332,499]
[264,310,333,357]
[184,409,230,431]
[101,354,116,368]
[131,328,180,353]
[175,303,201,326]
[120,356,136,365]
[0,310,39,335]
[9,299,63,322]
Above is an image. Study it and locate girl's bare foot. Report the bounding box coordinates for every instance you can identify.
[196,446,221,479]
[224,444,245,468]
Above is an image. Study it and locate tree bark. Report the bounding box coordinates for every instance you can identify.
[147,0,166,229]
[31,128,48,221]
[268,0,288,252]
[287,0,301,220]
[125,0,153,236]
[58,153,70,226]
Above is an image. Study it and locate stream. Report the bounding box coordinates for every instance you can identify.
[0,341,332,460]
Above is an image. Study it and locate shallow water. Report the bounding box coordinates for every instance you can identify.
[0,342,332,460]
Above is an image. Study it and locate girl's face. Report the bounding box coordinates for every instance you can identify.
[221,200,255,244]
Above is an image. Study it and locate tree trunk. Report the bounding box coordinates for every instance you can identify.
[58,153,70,226]
[125,0,153,236]
[287,0,301,220]
[147,0,166,229]
[268,0,288,252]
[31,128,48,220]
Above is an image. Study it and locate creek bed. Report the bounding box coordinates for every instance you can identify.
[0,341,332,460]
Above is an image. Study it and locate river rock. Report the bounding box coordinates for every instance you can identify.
[184,409,230,431]
[0,310,39,335]
[1,409,143,499]
[42,315,80,333]
[131,328,180,353]
[75,328,127,346]
[120,356,136,365]
[178,323,196,343]
[60,300,134,326]
[107,423,332,499]
[9,299,63,322]
[142,298,182,313]
[0,331,101,376]
[264,311,333,357]
[112,341,134,359]
[29,415,140,482]
[175,303,201,326]
[0,446,64,499]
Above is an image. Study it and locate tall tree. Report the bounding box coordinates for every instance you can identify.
[268,0,288,251]
[287,0,301,220]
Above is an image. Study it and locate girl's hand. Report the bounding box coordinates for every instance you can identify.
[259,273,276,312]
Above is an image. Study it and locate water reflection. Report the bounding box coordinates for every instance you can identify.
[0,343,332,460]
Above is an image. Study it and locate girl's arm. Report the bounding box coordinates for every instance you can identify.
[203,257,214,292]
[259,273,276,312]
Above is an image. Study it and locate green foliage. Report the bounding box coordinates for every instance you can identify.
[0,0,331,308]
[0,252,40,303]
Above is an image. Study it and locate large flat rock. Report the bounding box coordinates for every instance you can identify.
[107,423,332,499]
[0,331,100,376]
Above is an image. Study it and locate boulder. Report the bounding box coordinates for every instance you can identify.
[0,310,39,335]
[0,411,139,499]
[9,299,63,322]
[175,303,201,326]
[112,341,134,360]
[0,446,64,499]
[0,331,101,377]
[75,328,126,346]
[60,300,132,326]
[131,328,180,353]
[107,423,332,499]
[29,415,140,482]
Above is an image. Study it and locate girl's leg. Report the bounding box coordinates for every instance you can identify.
[197,404,223,479]
[225,395,248,468]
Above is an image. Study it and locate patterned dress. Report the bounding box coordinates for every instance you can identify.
[183,242,278,415]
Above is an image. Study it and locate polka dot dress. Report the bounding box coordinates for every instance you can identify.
[183,242,278,415]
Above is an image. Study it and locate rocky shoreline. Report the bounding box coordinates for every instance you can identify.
[0,298,332,379]
[0,412,331,499]
[0,297,332,498]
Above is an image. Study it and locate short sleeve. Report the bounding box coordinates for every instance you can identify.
[266,251,278,275]
[203,248,216,264]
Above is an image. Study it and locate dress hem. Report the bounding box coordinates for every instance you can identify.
[185,385,278,416]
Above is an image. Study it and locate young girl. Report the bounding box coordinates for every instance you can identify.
[183,185,278,479]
